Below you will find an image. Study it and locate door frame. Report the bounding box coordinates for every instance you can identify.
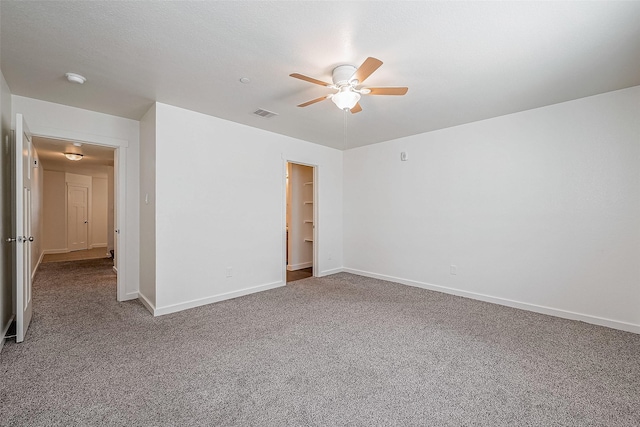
[282,159,318,283]
[29,129,128,301]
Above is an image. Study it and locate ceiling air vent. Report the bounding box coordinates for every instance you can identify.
[252,108,278,119]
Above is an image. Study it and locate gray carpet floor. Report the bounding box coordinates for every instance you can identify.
[1,258,639,426]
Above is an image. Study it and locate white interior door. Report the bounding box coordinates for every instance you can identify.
[14,114,33,343]
[67,185,88,251]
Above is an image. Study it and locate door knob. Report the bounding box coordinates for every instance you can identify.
[28,236,34,242]
[5,237,16,242]
[84,220,88,224]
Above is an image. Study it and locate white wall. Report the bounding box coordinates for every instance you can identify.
[12,96,140,299]
[139,104,156,307]
[151,103,343,314]
[0,71,13,348]
[92,177,108,247]
[107,166,114,253]
[344,86,640,333]
[42,170,66,251]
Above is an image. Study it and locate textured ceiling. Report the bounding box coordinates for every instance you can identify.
[2,1,639,150]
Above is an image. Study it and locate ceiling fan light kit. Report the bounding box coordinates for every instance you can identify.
[290,57,408,114]
[332,87,361,110]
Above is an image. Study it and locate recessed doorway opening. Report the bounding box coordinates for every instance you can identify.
[32,137,116,266]
[285,161,316,283]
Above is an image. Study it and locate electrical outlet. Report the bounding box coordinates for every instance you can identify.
[226,267,233,278]
[450,265,457,275]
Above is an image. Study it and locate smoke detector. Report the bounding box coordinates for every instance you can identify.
[65,73,86,84]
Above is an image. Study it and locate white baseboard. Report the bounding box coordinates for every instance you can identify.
[89,244,107,249]
[0,315,15,353]
[138,292,155,315]
[153,281,285,317]
[287,262,313,271]
[317,267,344,277]
[121,291,138,302]
[43,248,69,255]
[343,268,640,335]
[32,251,45,281]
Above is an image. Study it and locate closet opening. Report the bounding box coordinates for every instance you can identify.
[285,162,316,283]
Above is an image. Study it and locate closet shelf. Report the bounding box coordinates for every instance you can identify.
[304,182,313,186]
[303,220,313,224]
[304,201,313,204]
[304,239,313,242]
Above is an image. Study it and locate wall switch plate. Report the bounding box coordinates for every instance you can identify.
[450,265,457,275]
[226,267,233,277]
[400,151,408,161]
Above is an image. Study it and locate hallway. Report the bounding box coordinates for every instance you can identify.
[41,247,111,263]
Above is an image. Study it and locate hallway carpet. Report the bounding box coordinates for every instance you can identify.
[41,247,110,263]
[1,259,639,426]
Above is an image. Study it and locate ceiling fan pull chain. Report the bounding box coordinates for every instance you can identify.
[344,108,348,151]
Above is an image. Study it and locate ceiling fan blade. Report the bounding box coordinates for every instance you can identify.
[350,103,362,114]
[290,73,332,87]
[351,57,383,84]
[297,95,331,107]
[366,87,409,96]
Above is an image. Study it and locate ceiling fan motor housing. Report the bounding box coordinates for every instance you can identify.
[332,65,358,86]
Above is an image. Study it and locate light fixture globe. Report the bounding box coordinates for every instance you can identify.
[331,87,361,110]
[64,152,83,161]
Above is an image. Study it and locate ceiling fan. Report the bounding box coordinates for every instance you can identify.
[290,57,408,114]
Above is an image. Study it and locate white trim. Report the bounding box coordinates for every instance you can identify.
[317,267,344,277]
[287,262,313,271]
[121,291,138,302]
[28,129,128,303]
[0,315,15,353]
[114,147,127,302]
[282,160,287,285]
[282,158,319,284]
[31,251,45,281]
[89,244,107,249]
[30,128,128,148]
[343,268,640,335]
[112,266,118,274]
[138,292,155,314]
[153,281,285,317]
[43,248,69,254]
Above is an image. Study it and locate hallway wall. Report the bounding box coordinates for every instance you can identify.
[42,171,109,253]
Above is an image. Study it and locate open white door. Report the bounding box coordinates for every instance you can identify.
[14,114,33,343]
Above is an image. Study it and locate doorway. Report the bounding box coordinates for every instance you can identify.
[29,135,123,296]
[285,162,315,283]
